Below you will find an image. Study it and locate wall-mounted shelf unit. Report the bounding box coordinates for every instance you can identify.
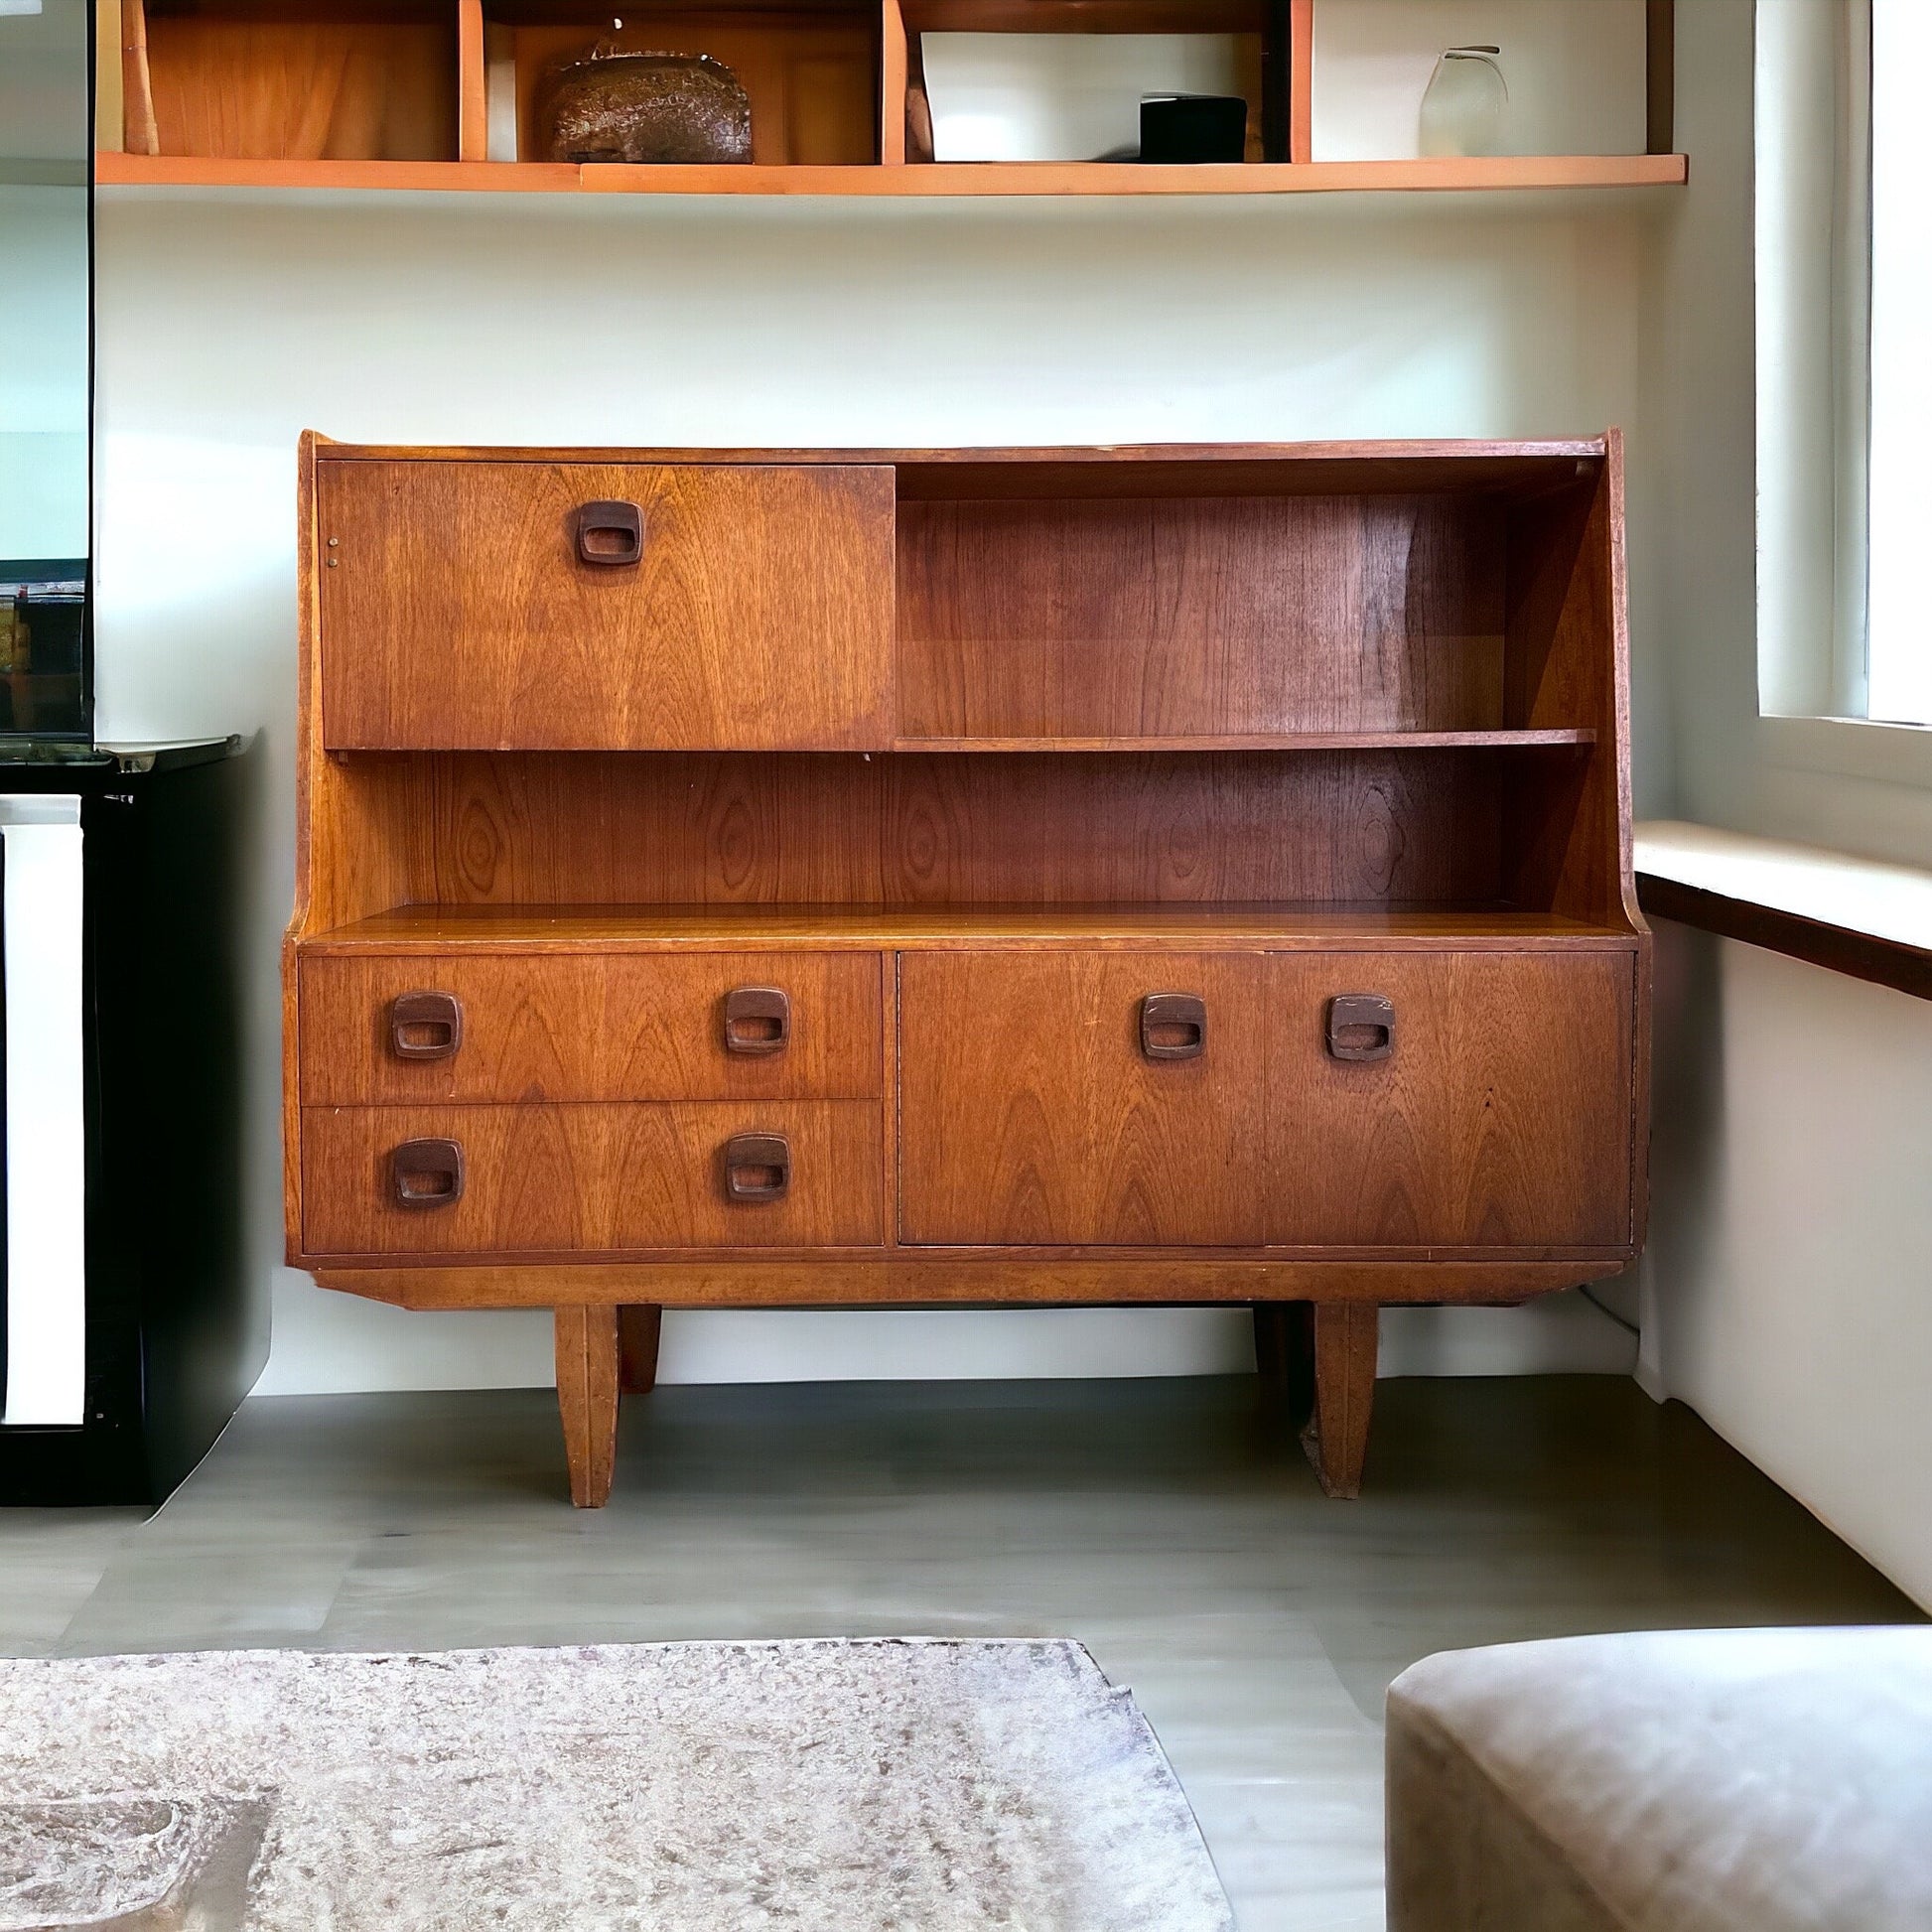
[100,0,1687,198]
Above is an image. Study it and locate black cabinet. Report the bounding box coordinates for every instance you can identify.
[0,738,260,1503]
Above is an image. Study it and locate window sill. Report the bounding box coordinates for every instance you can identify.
[1634,820,1932,1002]
[1760,714,1932,787]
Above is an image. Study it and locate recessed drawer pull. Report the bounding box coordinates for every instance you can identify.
[391,1137,465,1208]
[722,1132,790,1203]
[389,990,464,1060]
[723,985,791,1056]
[575,498,644,566]
[1140,992,1207,1061]
[1327,994,1396,1062]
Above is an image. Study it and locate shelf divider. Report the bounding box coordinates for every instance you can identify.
[881,0,908,166]
[120,0,157,157]
[1289,0,1312,165]
[459,0,487,165]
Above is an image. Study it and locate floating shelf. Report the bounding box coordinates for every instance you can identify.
[93,152,1688,197]
[102,0,1686,200]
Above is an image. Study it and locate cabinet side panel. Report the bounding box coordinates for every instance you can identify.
[1500,454,1635,927]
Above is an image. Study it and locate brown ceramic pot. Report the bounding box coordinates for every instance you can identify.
[539,46,753,166]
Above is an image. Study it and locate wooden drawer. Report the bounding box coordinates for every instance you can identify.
[897,950,1268,1246]
[301,1101,884,1257]
[299,951,882,1105]
[316,460,895,751]
[1267,951,1636,1247]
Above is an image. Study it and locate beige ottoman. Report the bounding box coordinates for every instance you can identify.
[1386,1626,1932,1932]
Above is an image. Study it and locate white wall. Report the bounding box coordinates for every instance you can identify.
[1633,0,1932,1607]
[1641,923,1932,1607]
[92,186,1652,1394]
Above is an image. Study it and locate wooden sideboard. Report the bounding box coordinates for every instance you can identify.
[284,436,1650,1505]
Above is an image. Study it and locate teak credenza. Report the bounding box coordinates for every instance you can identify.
[284,436,1651,1506]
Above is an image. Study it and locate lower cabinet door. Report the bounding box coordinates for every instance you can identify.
[301,1101,884,1256]
[1267,951,1637,1248]
[897,950,1268,1246]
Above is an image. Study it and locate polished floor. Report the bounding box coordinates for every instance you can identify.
[1,1375,1919,1932]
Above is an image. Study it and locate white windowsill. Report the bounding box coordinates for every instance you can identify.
[1635,819,1932,954]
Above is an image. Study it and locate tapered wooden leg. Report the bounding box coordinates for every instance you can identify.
[1302,1302,1379,1499]
[1253,1302,1315,1435]
[619,1305,663,1394]
[555,1305,620,1509]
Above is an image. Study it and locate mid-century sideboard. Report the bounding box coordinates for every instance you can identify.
[283,436,1650,1505]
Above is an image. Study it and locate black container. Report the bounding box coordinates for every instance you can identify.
[1140,94,1249,165]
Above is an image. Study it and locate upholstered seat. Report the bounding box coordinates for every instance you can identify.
[1386,1626,1932,1931]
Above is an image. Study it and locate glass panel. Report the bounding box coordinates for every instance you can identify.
[0,0,91,739]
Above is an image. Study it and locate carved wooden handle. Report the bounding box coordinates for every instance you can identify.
[391,1137,465,1208]
[389,990,463,1060]
[575,498,643,566]
[723,986,790,1056]
[1141,992,1207,1060]
[722,1132,790,1202]
[1327,995,1396,1062]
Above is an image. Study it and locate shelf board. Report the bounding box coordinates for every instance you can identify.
[94,152,1688,198]
[894,730,1596,753]
[306,901,1641,953]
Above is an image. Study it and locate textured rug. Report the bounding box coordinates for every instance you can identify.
[0,1638,1233,1931]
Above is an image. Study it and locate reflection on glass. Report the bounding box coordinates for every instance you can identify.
[0,0,89,739]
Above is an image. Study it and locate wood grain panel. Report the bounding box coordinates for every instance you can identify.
[1267,952,1635,1247]
[145,14,459,160]
[408,750,1503,905]
[897,494,1504,740]
[299,950,883,1103]
[302,1100,884,1255]
[897,951,1268,1245]
[309,902,1637,951]
[325,1257,1634,1309]
[318,461,895,750]
[312,439,1606,484]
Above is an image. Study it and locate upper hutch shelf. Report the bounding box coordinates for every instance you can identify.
[99,0,1687,199]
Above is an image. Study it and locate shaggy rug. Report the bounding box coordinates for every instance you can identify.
[0,1638,1233,1931]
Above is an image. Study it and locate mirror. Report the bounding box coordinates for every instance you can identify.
[0,0,90,739]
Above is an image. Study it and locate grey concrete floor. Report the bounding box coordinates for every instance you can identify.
[1,1374,1919,1932]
